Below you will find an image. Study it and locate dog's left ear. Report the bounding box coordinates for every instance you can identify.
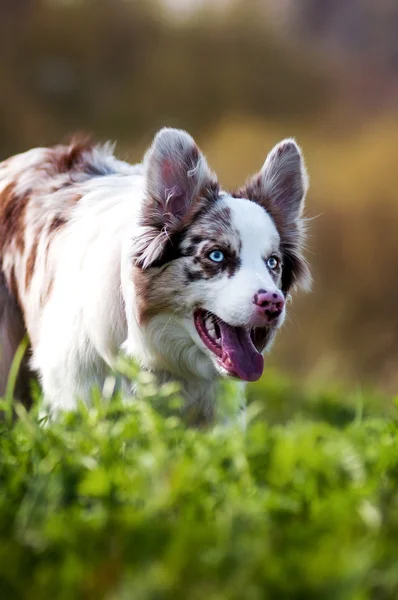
[255,138,308,222]
[238,139,311,293]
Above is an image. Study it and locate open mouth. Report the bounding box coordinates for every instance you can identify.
[194,309,270,382]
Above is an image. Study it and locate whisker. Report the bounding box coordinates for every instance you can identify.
[159,308,180,338]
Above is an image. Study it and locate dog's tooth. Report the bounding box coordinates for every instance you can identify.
[205,317,213,330]
[208,327,216,339]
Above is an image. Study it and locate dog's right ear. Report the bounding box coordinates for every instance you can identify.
[145,128,216,223]
[134,128,217,269]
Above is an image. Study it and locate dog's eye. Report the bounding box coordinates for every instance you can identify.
[267,256,279,270]
[208,250,225,263]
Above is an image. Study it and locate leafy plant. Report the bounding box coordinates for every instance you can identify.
[0,369,397,600]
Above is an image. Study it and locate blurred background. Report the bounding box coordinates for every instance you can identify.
[1,0,398,393]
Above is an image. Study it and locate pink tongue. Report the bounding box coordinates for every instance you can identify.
[219,322,264,382]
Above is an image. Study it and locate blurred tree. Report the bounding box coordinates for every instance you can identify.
[0,0,328,156]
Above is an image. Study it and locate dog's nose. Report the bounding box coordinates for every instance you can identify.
[253,289,285,322]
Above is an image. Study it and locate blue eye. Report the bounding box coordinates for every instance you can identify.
[267,256,279,270]
[209,250,225,263]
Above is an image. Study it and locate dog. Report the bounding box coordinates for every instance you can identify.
[0,128,310,424]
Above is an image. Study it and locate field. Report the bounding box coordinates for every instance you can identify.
[1,368,398,600]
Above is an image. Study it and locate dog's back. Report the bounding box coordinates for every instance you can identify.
[0,139,142,406]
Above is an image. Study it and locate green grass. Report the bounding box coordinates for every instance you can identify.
[1,369,398,600]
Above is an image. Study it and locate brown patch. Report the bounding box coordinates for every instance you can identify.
[38,135,110,188]
[71,193,83,205]
[48,216,67,233]
[25,235,40,290]
[0,182,30,254]
[8,266,18,298]
[51,135,95,175]
[133,264,178,324]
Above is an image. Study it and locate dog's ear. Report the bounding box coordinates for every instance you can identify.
[134,128,217,269]
[144,127,215,224]
[254,138,308,222]
[238,139,310,293]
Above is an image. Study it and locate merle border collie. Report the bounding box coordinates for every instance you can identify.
[0,128,310,424]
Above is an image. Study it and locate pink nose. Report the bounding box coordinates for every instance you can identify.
[253,289,285,322]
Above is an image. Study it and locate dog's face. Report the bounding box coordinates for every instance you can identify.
[131,128,310,382]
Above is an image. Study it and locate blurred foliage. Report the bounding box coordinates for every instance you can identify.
[0,0,397,390]
[0,0,328,156]
[0,374,398,600]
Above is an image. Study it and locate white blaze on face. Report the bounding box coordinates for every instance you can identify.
[201,196,284,327]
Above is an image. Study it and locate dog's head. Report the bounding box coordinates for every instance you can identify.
[131,128,310,382]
